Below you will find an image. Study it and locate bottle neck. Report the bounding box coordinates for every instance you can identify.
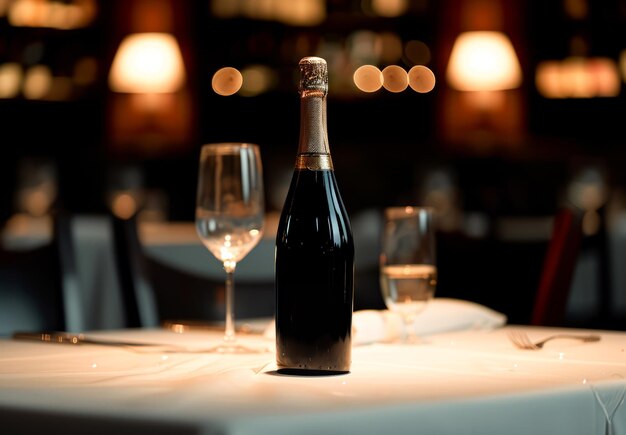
[296,94,333,170]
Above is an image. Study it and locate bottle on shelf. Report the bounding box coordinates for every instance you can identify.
[275,56,355,375]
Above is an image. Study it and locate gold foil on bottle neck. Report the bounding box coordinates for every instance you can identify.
[295,154,333,171]
[299,57,328,97]
[297,56,331,170]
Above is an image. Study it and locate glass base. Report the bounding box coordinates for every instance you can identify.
[211,343,269,354]
[276,368,350,376]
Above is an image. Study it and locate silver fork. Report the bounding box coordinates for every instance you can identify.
[507,329,601,350]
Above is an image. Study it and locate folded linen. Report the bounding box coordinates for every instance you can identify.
[263,298,507,345]
[351,298,507,345]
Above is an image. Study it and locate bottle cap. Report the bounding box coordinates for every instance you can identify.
[299,56,328,96]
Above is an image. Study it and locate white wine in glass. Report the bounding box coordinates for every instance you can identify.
[195,143,264,352]
[380,206,436,343]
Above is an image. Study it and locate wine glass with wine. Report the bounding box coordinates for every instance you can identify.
[379,206,437,343]
[195,143,265,352]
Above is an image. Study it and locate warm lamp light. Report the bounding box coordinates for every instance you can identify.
[536,57,620,99]
[108,32,186,93]
[446,31,522,91]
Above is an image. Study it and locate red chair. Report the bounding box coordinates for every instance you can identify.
[531,206,585,326]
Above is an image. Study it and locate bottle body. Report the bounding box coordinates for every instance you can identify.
[275,56,354,375]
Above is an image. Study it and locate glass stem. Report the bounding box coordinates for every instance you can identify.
[223,260,236,342]
[403,314,417,344]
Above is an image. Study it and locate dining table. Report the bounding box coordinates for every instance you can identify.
[1,322,625,435]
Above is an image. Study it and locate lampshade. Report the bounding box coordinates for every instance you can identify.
[446,31,522,91]
[108,32,186,93]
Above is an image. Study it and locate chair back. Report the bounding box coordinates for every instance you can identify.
[111,214,275,328]
[111,214,159,327]
[531,205,585,326]
[0,211,78,335]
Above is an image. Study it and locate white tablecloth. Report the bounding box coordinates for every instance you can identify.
[1,325,625,435]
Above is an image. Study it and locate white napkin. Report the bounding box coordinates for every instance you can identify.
[263,298,507,345]
[352,298,507,345]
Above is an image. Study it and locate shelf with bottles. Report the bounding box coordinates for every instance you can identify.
[198,0,437,99]
[0,0,104,102]
[523,0,626,147]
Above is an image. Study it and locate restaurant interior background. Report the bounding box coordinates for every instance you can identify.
[1,0,626,329]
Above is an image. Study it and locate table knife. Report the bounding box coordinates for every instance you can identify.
[12,331,158,347]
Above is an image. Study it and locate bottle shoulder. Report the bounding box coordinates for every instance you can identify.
[282,169,346,204]
[276,170,353,250]
[278,171,350,221]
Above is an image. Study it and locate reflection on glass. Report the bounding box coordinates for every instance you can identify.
[195,143,265,352]
[380,206,437,343]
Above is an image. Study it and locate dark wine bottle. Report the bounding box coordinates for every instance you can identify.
[275,56,354,375]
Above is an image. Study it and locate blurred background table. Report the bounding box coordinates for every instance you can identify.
[0,214,278,332]
[139,219,276,283]
[2,210,626,333]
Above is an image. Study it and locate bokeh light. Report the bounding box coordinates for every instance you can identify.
[377,32,403,64]
[212,0,325,26]
[382,65,408,93]
[7,0,97,29]
[408,65,436,93]
[536,57,620,98]
[0,63,23,99]
[73,57,98,86]
[23,65,52,100]
[348,31,378,63]
[240,65,276,96]
[404,40,431,66]
[111,192,139,220]
[371,0,408,17]
[353,65,383,93]
[212,67,243,96]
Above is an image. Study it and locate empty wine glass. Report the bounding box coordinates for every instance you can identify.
[379,206,437,343]
[195,143,265,352]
